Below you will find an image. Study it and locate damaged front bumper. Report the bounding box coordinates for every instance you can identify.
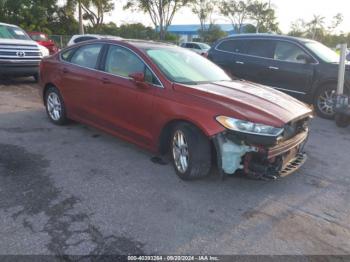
[213,129,309,180]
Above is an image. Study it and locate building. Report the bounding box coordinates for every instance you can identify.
[166,24,249,42]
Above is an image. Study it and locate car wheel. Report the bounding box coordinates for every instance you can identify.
[171,123,211,180]
[45,86,68,125]
[335,113,350,128]
[314,84,339,119]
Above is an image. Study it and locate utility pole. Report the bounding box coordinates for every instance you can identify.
[78,0,84,35]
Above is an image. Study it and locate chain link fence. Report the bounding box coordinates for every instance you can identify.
[48,35,72,49]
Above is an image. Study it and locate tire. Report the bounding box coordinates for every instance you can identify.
[44,86,68,125]
[314,84,336,119]
[170,123,211,180]
[335,113,350,128]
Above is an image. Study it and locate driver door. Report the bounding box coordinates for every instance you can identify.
[95,44,160,147]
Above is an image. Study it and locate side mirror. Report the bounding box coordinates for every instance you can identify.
[128,72,149,89]
[296,54,313,64]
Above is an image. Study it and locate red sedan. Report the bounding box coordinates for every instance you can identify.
[39,39,312,180]
[28,32,59,55]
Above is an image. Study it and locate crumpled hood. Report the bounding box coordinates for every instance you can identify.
[173,80,312,127]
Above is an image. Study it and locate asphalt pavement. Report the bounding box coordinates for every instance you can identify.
[0,78,349,256]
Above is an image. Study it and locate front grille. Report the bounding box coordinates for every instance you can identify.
[0,43,41,61]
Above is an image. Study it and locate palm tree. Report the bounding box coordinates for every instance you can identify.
[308,15,325,39]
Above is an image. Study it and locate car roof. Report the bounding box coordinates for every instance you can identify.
[222,33,317,44]
[0,22,19,28]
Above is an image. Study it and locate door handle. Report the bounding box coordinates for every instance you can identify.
[62,68,70,73]
[101,77,111,84]
[268,66,279,70]
[235,61,244,65]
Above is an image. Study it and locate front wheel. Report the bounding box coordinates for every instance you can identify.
[170,123,211,180]
[45,86,68,125]
[314,85,336,119]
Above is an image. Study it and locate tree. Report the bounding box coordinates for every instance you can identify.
[248,0,279,33]
[328,13,343,32]
[191,0,216,32]
[288,19,306,37]
[307,15,325,40]
[124,0,193,40]
[198,24,227,43]
[219,0,251,34]
[81,0,114,29]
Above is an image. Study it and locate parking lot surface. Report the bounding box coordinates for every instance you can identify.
[0,78,350,255]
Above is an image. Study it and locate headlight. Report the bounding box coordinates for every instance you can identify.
[38,45,49,57]
[216,116,284,136]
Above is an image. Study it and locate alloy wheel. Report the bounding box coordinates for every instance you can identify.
[317,89,335,117]
[47,92,62,121]
[172,130,189,174]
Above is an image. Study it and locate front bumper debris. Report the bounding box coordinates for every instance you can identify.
[213,130,309,180]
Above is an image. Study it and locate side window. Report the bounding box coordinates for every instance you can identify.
[74,36,97,44]
[274,41,309,63]
[186,43,194,48]
[217,40,247,54]
[104,45,160,86]
[193,44,201,50]
[246,40,275,59]
[61,48,76,62]
[70,44,103,69]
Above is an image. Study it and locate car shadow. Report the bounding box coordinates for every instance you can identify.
[0,76,37,86]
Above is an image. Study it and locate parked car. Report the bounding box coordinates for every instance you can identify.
[0,22,49,80]
[180,42,210,56]
[67,34,122,46]
[208,34,350,119]
[39,39,312,180]
[28,32,59,55]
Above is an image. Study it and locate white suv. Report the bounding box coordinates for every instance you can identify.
[0,22,49,80]
[67,34,122,46]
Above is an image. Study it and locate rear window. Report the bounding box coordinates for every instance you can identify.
[217,39,247,54]
[74,36,97,44]
[30,34,48,41]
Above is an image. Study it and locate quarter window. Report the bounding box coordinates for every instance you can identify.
[70,44,103,69]
[61,48,76,62]
[274,41,309,63]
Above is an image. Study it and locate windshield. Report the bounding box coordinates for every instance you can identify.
[0,24,30,40]
[30,34,48,41]
[198,43,210,49]
[146,47,231,84]
[305,41,339,63]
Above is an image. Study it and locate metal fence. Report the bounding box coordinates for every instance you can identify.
[48,35,72,49]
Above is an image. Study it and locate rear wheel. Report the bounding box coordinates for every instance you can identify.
[45,86,68,125]
[170,123,211,180]
[314,84,336,119]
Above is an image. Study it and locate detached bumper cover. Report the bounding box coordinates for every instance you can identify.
[214,130,309,179]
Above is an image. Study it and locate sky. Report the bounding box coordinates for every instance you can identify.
[107,0,349,34]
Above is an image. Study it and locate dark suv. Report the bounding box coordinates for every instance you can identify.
[208,34,350,119]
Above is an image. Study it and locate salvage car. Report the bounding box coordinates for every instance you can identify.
[39,39,312,180]
[208,34,350,119]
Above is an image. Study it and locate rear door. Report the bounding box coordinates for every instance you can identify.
[211,39,249,78]
[58,43,104,122]
[264,40,315,97]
